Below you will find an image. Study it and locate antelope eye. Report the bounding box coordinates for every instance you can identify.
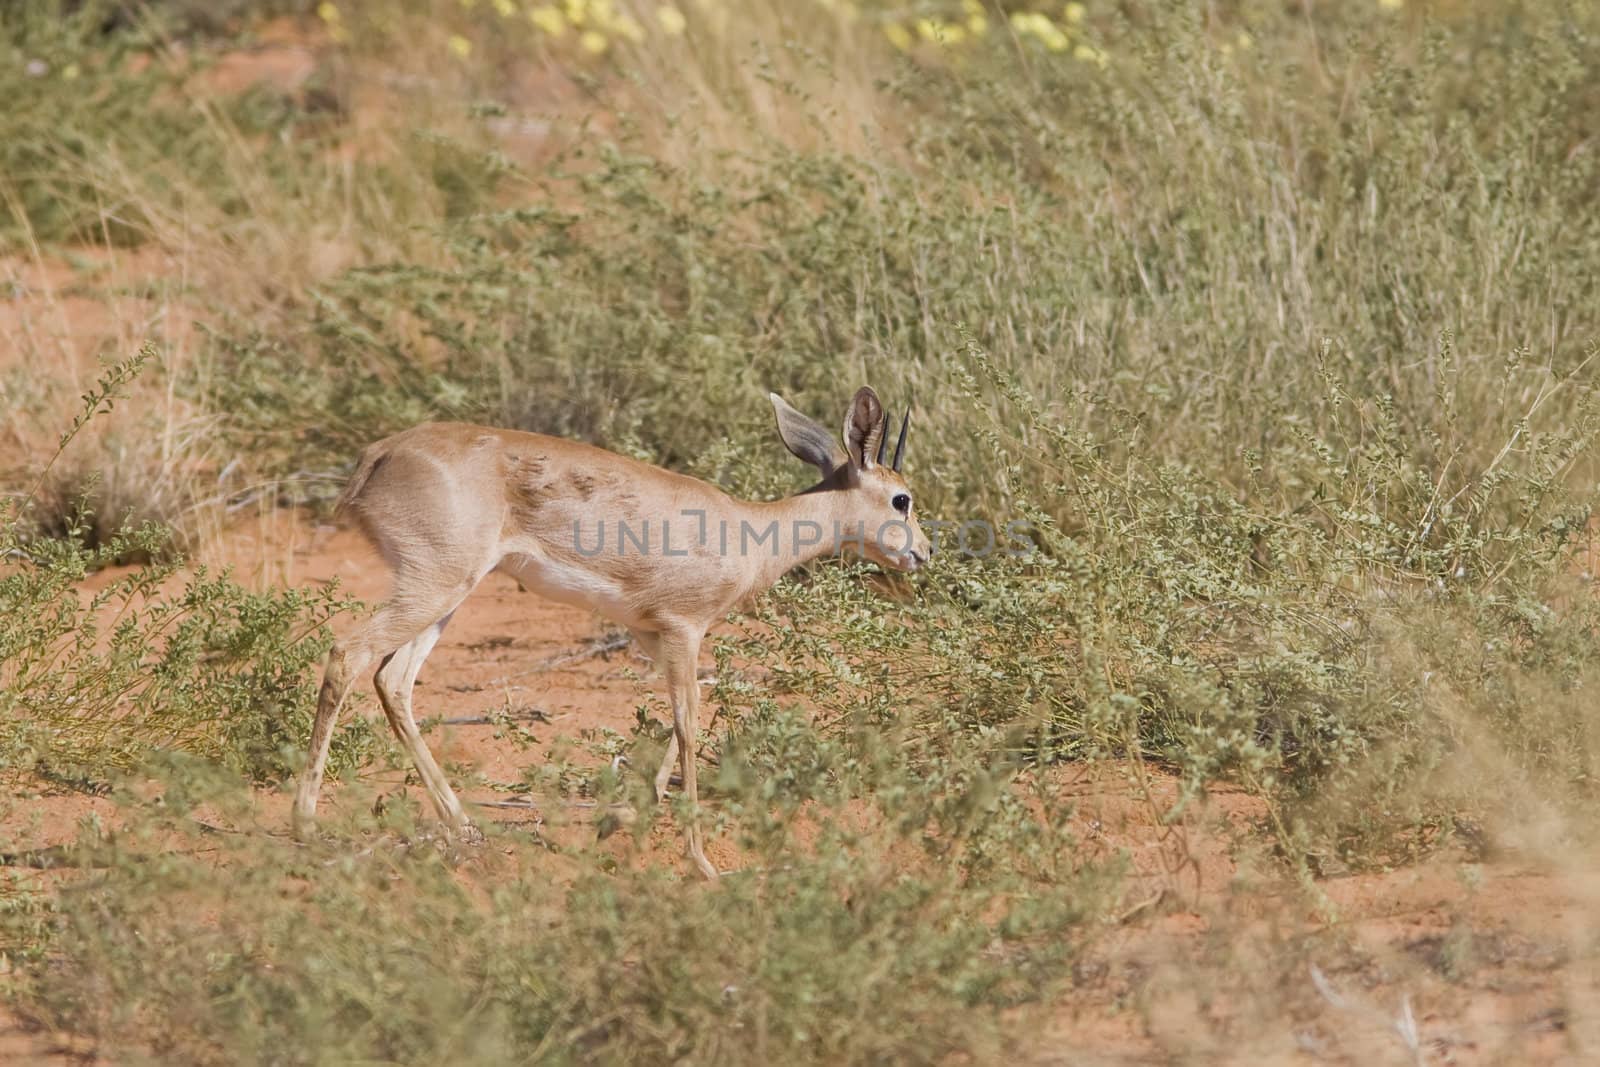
[892,493,911,514]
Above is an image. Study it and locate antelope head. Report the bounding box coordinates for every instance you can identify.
[770,386,932,572]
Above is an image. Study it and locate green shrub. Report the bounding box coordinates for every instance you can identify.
[12,703,1114,1065]
[1,347,373,785]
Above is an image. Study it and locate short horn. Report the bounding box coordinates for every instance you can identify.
[892,410,909,472]
[875,410,890,466]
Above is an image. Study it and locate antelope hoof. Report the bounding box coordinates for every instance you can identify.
[688,838,719,880]
[596,803,638,841]
[290,806,318,843]
[691,852,720,881]
[654,772,680,805]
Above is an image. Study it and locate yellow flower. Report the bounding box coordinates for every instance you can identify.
[492,0,516,15]
[580,29,608,53]
[1063,2,1085,23]
[610,13,645,41]
[883,22,912,51]
[1013,12,1069,50]
[961,0,987,33]
[915,19,967,46]
[447,33,472,57]
[1011,11,1065,44]
[1236,31,1253,50]
[529,5,564,33]
[1073,42,1108,66]
[316,0,348,40]
[564,0,588,25]
[61,62,80,80]
[657,4,686,34]
[1379,0,1403,7]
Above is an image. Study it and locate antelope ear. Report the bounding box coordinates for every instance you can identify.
[842,386,885,470]
[770,393,847,477]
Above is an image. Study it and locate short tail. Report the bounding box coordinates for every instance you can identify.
[333,443,389,522]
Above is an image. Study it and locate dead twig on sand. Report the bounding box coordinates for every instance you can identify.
[447,634,633,692]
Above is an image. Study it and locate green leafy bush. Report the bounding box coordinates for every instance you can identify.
[1,348,372,785]
[12,706,1113,1065]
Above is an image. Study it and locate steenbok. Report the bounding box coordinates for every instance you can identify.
[293,386,930,878]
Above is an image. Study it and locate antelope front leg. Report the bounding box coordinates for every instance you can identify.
[660,627,717,880]
[629,627,681,804]
[653,734,680,804]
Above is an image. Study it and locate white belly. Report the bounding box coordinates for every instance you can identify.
[495,551,641,628]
